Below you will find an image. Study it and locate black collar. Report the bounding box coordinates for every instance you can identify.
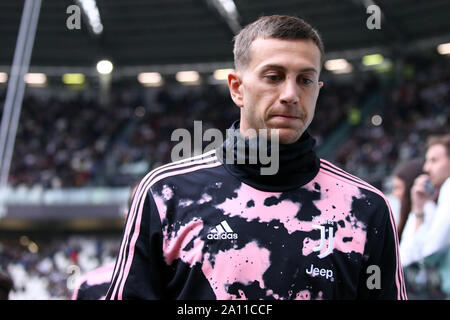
[216,121,320,192]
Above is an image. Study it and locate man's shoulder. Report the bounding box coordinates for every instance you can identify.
[79,262,115,286]
[72,262,115,300]
[141,150,223,189]
[316,159,395,228]
[434,177,450,208]
[316,158,388,203]
[439,177,450,196]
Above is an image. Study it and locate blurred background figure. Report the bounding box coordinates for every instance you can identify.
[400,134,450,267]
[399,170,438,267]
[70,261,114,300]
[390,158,424,241]
[401,134,450,299]
[0,269,13,300]
[71,182,138,300]
[410,134,450,259]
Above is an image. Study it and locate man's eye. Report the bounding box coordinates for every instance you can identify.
[301,78,313,85]
[265,74,282,82]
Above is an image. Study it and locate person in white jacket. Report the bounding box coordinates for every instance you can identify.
[401,134,450,266]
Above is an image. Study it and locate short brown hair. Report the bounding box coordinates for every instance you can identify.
[427,134,450,157]
[233,15,325,70]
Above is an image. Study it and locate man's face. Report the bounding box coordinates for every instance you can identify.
[423,144,450,188]
[228,37,323,144]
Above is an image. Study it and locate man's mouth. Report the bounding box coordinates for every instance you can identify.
[269,114,303,124]
[271,114,300,120]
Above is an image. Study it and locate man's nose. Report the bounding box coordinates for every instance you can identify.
[280,79,300,105]
[423,162,430,174]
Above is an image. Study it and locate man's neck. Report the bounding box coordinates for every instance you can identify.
[217,120,320,192]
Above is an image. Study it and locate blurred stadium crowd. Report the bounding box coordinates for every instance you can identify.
[333,54,450,189]
[1,74,373,189]
[0,51,449,299]
[0,235,119,299]
[2,56,448,193]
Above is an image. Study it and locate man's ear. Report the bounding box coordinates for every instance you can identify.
[318,81,324,89]
[228,71,244,108]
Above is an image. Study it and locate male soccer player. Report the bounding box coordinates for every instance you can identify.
[106,15,406,300]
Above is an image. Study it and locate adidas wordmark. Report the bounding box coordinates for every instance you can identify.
[207,220,238,240]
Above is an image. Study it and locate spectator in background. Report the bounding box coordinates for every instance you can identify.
[0,269,13,300]
[401,134,450,266]
[418,134,450,256]
[71,183,138,300]
[71,262,115,300]
[390,158,424,240]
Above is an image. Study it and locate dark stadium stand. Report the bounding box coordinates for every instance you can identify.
[1,77,372,189]
[2,53,448,192]
[332,53,450,189]
[0,233,120,299]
